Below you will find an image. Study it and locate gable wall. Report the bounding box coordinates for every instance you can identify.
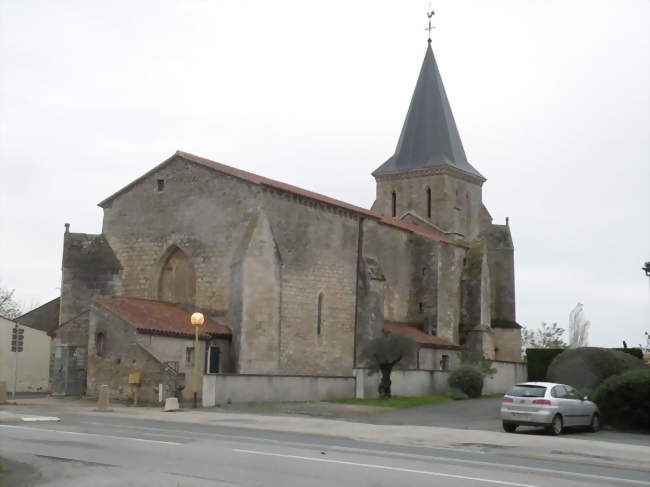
[101,156,261,315]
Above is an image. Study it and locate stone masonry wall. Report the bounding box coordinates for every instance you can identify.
[100,156,262,315]
[361,219,415,323]
[230,211,282,374]
[374,171,483,240]
[435,243,466,344]
[59,232,121,332]
[262,188,358,376]
[87,303,184,402]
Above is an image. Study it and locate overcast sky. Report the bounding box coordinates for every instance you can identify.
[1,0,648,347]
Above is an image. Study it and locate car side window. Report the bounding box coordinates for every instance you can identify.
[566,387,581,400]
[552,386,567,398]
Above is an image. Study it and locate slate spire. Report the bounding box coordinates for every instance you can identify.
[373,42,483,179]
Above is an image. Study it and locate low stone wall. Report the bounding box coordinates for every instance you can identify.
[482,361,527,395]
[203,361,526,404]
[355,360,527,398]
[355,369,438,398]
[202,374,355,407]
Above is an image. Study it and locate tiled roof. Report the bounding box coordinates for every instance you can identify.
[384,321,461,350]
[98,151,463,247]
[92,297,231,340]
[15,297,60,333]
[373,43,483,180]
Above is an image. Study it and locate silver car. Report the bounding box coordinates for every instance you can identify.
[500,382,600,435]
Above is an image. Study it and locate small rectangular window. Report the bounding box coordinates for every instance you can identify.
[157,179,165,192]
[441,355,449,371]
[185,347,194,365]
[317,293,324,336]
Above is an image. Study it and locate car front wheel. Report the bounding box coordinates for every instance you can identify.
[502,422,517,433]
[547,414,563,436]
[588,413,600,432]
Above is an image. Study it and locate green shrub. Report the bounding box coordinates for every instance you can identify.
[611,348,644,360]
[591,369,650,430]
[525,348,564,381]
[448,365,484,398]
[449,387,469,401]
[547,347,648,394]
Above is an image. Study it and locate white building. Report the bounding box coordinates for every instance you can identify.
[0,315,50,393]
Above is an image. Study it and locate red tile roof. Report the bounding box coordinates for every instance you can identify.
[384,322,461,350]
[92,297,231,340]
[98,150,463,247]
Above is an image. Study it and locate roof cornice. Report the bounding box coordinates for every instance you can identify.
[374,164,485,185]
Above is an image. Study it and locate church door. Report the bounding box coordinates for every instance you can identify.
[207,346,220,374]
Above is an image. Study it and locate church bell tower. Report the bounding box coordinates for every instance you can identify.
[372,37,486,241]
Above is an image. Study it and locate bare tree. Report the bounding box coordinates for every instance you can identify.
[568,303,590,348]
[522,322,566,351]
[0,285,23,319]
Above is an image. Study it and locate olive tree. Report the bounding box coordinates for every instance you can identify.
[361,331,416,399]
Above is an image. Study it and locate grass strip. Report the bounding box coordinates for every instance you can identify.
[333,395,452,408]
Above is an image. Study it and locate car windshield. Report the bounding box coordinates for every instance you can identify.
[507,385,546,397]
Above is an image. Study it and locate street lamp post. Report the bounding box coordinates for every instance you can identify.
[190,312,205,408]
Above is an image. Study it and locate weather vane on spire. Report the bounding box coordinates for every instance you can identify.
[426,9,435,43]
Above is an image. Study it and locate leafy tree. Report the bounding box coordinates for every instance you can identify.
[361,331,416,399]
[0,285,22,319]
[568,303,590,348]
[522,322,566,350]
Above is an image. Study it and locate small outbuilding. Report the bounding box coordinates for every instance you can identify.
[0,315,50,393]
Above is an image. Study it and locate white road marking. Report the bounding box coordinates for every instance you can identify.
[22,416,61,422]
[233,448,538,487]
[0,424,182,445]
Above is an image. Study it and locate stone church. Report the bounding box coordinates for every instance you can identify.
[54,40,521,401]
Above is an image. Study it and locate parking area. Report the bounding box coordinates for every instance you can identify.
[355,397,650,447]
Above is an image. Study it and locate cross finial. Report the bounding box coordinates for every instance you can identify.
[426,10,435,43]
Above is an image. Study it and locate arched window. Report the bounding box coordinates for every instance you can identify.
[96,332,105,357]
[391,192,397,217]
[426,187,431,218]
[158,247,196,304]
[317,293,324,336]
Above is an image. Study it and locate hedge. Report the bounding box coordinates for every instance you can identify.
[591,368,650,430]
[547,347,648,394]
[525,348,564,381]
[611,348,643,360]
[525,347,646,382]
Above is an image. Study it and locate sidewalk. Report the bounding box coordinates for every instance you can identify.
[3,396,649,473]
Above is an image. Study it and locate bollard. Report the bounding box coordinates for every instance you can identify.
[0,381,6,403]
[164,397,180,411]
[95,384,112,411]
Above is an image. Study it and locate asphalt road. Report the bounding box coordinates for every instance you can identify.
[1,411,648,487]
[358,398,650,447]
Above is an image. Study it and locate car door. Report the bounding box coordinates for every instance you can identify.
[566,386,591,426]
[552,385,577,426]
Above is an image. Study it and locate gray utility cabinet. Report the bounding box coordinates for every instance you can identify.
[52,344,86,396]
